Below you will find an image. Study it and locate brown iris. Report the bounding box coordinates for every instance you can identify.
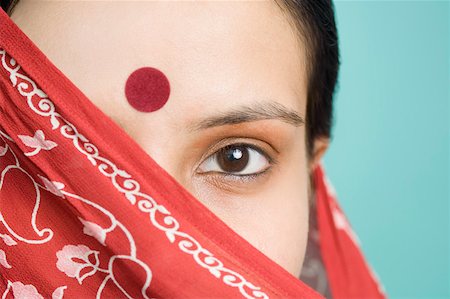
[217,144,249,173]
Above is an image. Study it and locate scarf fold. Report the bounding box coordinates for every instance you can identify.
[0,8,385,299]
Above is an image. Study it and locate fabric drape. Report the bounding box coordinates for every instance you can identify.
[0,8,386,299]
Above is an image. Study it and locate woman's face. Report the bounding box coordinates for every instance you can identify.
[12,0,312,277]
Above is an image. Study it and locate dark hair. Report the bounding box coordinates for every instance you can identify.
[1,0,19,16]
[276,0,340,159]
[2,0,340,159]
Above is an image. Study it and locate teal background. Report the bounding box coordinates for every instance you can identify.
[323,1,449,298]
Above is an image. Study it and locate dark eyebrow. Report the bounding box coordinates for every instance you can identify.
[187,101,305,132]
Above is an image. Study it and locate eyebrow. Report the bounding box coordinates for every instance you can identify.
[187,100,305,132]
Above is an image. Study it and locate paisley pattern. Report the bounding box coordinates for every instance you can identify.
[0,6,387,297]
[0,47,268,298]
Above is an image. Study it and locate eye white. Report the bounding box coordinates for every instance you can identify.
[198,146,270,175]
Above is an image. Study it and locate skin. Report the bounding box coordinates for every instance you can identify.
[11,0,329,278]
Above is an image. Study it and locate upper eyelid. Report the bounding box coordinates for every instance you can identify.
[209,142,274,165]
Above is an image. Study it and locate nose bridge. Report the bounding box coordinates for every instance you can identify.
[135,127,185,182]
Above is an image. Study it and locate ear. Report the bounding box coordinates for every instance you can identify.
[309,137,330,170]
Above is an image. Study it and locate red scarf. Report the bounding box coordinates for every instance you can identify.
[0,8,386,299]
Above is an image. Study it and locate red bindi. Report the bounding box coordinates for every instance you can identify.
[125,67,171,113]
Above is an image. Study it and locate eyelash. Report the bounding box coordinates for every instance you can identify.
[198,142,276,184]
[213,167,271,183]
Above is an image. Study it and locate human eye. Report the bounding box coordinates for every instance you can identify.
[196,142,274,183]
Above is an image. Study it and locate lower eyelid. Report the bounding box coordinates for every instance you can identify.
[203,166,273,187]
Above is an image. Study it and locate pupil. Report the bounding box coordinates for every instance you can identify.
[218,145,249,173]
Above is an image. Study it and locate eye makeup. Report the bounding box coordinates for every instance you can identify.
[195,138,279,192]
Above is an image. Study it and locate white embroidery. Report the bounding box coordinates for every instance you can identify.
[2,281,44,299]
[0,233,17,246]
[328,190,361,246]
[78,218,108,246]
[0,130,154,297]
[56,244,103,284]
[107,255,153,299]
[18,129,58,156]
[51,286,67,299]
[0,249,12,269]
[0,48,269,299]
[0,136,54,245]
[37,174,65,198]
[0,145,7,157]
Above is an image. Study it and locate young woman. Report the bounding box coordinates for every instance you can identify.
[0,1,385,298]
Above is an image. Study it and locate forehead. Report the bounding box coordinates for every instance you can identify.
[19,1,308,118]
[131,1,308,112]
